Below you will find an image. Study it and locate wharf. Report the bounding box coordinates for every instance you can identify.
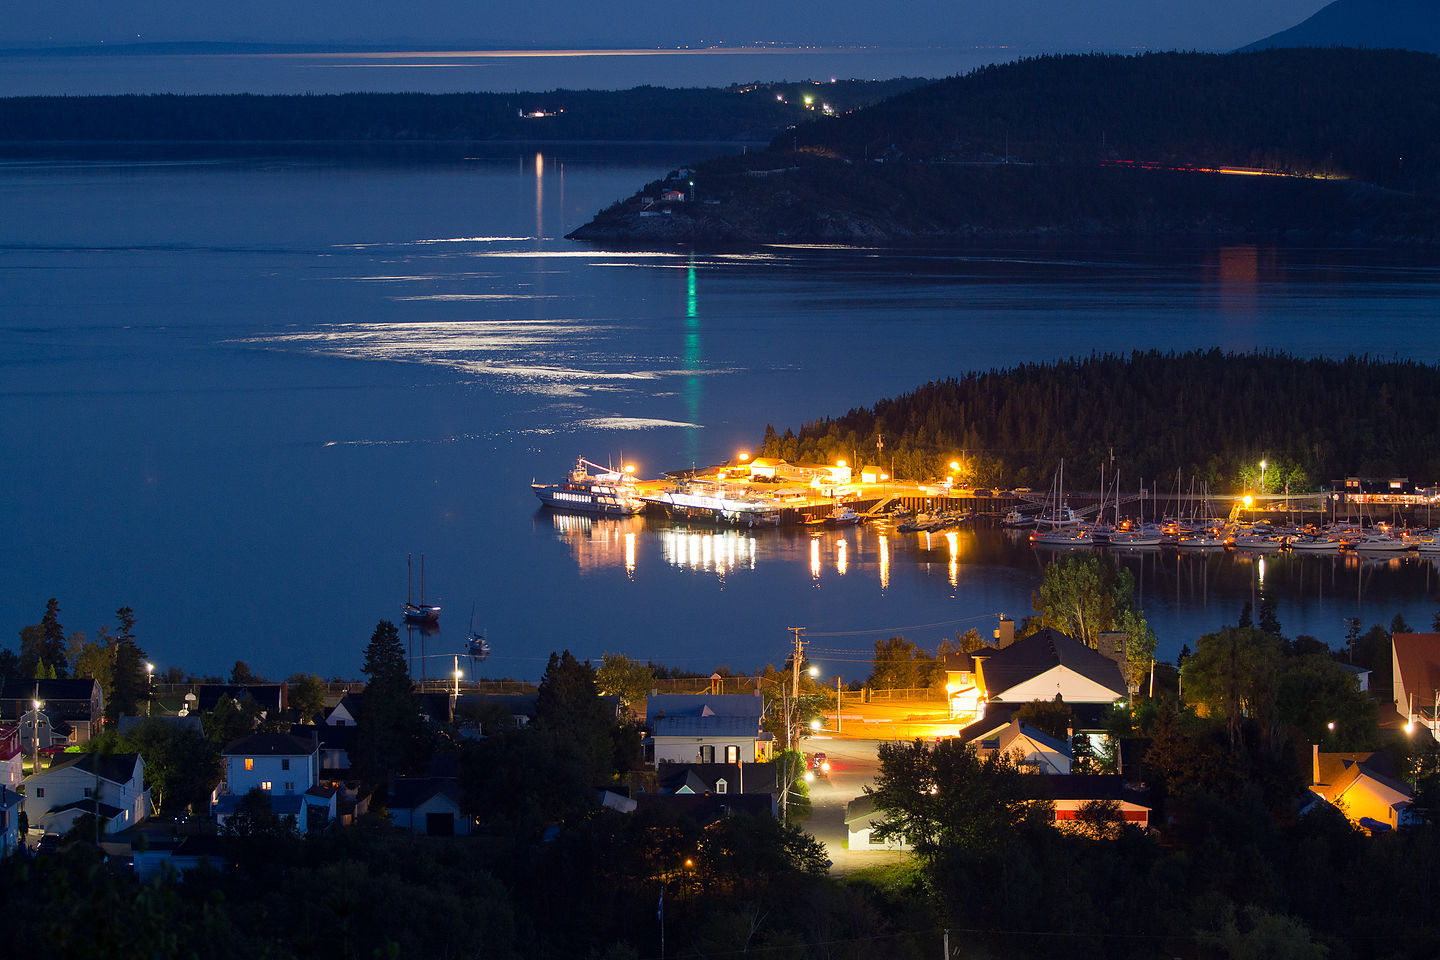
[634,471,1028,527]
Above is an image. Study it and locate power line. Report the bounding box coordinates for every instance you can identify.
[806,612,1000,638]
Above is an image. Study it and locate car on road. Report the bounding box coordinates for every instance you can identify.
[809,752,830,773]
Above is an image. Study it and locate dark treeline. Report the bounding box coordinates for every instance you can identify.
[759,350,1440,491]
[786,49,1440,196]
[0,80,924,145]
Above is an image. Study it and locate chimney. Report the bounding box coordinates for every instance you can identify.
[1312,743,1320,786]
[994,617,1016,648]
[1098,631,1128,671]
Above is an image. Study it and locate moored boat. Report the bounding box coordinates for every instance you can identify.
[403,553,441,623]
[533,456,646,516]
[1000,510,1037,529]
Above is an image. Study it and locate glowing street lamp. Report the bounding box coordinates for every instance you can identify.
[145,662,154,716]
[1259,459,1267,494]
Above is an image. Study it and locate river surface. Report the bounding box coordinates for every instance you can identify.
[3,145,1439,680]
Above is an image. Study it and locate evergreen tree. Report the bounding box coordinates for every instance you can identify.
[535,650,620,787]
[106,607,150,722]
[1259,597,1281,636]
[40,598,69,678]
[352,619,424,793]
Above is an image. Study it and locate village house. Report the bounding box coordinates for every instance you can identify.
[0,785,22,856]
[845,793,911,851]
[0,724,22,789]
[197,683,287,718]
[387,777,469,836]
[1041,774,1153,831]
[213,732,335,833]
[944,623,1126,722]
[24,751,150,837]
[1391,632,1440,729]
[1308,747,1417,835]
[645,694,772,766]
[1,677,105,747]
[972,719,1074,774]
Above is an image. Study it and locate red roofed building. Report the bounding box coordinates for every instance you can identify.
[1391,633,1440,730]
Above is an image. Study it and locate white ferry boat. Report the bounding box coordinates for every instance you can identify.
[532,457,646,516]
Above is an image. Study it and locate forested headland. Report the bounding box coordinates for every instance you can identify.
[569,48,1440,243]
[0,80,924,146]
[756,350,1440,491]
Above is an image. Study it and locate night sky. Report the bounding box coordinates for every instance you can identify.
[6,0,1328,53]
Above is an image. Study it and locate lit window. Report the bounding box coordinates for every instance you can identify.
[261,781,272,791]
[244,758,254,771]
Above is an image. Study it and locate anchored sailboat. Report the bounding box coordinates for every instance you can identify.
[403,553,441,624]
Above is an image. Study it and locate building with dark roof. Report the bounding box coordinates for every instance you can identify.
[645,694,771,766]
[0,678,104,745]
[215,732,330,832]
[388,777,468,836]
[24,751,149,836]
[196,683,286,716]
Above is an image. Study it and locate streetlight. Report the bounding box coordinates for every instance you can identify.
[30,699,43,774]
[1259,459,1267,495]
[145,662,154,716]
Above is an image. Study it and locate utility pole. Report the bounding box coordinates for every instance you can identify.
[836,675,843,734]
[788,626,806,704]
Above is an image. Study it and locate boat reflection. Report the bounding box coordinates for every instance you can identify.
[544,512,647,574]
[538,517,1439,641]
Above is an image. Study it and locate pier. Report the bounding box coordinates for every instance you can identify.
[636,461,1436,529]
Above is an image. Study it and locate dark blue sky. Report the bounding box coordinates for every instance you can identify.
[6,1,1327,52]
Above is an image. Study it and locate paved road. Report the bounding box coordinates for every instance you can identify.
[798,735,909,874]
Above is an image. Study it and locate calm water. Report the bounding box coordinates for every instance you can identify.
[3,147,1439,680]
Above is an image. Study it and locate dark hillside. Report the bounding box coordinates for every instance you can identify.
[1240,0,1440,55]
[0,79,926,145]
[572,49,1440,243]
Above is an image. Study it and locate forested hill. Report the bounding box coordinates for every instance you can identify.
[0,80,925,144]
[1240,0,1440,56]
[782,48,1440,194]
[569,49,1440,243]
[756,352,1440,492]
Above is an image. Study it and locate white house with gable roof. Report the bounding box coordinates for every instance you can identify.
[645,694,772,766]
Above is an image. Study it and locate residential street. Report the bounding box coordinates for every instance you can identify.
[797,735,909,874]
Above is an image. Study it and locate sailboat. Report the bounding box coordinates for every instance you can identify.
[466,602,491,658]
[403,553,441,623]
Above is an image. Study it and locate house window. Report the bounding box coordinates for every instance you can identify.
[725,745,739,764]
[699,745,715,763]
[281,758,290,771]
[244,758,254,771]
[35,787,44,799]
[285,782,295,793]
[715,779,728,794]
[84,787,93,798]
[261,781,272,791]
